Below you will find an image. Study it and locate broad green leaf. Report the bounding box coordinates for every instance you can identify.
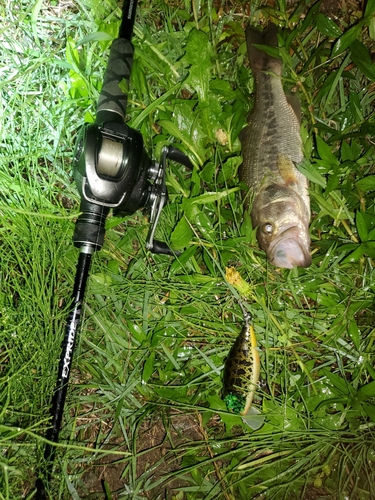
[105,215,128,230]
[311,192,353,220]
[69,72,89,98]
[349,91,364,124]
[332,24,362,57]
[31,0,43,44]
[158,119,205,166]
[200,162,216,184]
[153,385,188,401]
[325,171,339,194]
[196,95,223,141]
[176,8,191,20]
[181,197,200,221]
[323,368,351,395]
[191,466,203,486]
[348,319,360,350]
[190,165,202,198]
[315,397,347,411]
[183,29,213,101]
[142,351,155,383]
[363,241,375,258]
[340,243,365,264]
[77,32,113,45]
[370,15,375,40]
[251,43,280,60]
[357,380,375,400]
[207,395,245,431]
[170,216,193,249]
[314,13,342,38]
[355,175,375,192]
[356,211,368,242]
[361,120,375,136]
[240,211,253,238]
[97,19,121,42]
[350,40,375,81]
[217,157,242,184]
[365,0,375,17]
[363,403,375,423]
[299,0,324,33]
[190,187,239,205]
[301,123,313,157]
[66,36,81,70]
[195,210,214,239]
[126,321,147,343]
[130,83,181,130]
[314,71,339,108]
[91,272,113,286]
[209,78,237,100]
[163,100,206,160]
[315,136,339,166]
[298,159,327,188]
[169,245,197,275]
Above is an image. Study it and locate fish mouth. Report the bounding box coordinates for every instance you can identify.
[267,226,311,269]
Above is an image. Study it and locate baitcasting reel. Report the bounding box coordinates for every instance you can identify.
[73,121,193,255]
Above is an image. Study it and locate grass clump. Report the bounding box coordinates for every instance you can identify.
[1,0,375,499]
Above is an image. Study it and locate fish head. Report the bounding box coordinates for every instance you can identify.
[252,184,311,269]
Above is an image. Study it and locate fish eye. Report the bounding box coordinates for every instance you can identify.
[262,223,273,234]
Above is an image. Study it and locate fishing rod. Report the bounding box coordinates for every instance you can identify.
[35,1,192,497]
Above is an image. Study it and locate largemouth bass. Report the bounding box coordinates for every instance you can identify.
[240,24,311,268]
[223,314,260,415]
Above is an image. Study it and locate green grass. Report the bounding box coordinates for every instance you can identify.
[1,0,375,498]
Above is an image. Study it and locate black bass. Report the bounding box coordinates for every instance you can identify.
[223,314,260,415]
[240,24,311,269]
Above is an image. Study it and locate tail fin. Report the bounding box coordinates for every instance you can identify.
[245,23,281,77]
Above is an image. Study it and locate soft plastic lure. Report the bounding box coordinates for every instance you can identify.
[223,313,260,415]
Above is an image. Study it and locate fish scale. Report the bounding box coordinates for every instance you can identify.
[242,72,303,188]
[240,24,311,269]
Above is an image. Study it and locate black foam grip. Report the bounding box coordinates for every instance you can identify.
[96,38,134,123]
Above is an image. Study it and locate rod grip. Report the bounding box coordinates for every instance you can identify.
[96,38,134,124]
[73,200,110,250]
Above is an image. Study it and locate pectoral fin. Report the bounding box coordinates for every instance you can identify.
[277,154,298,185]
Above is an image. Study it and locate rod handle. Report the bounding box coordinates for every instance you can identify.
[96,38,134,124]
[73,200,110,250]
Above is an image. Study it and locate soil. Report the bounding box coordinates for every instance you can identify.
[78,413,205,499]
